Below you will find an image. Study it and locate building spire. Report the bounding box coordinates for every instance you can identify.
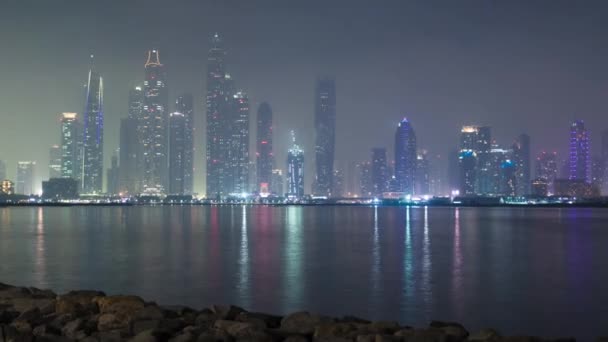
[211,32,223,49]
[145,49,162,68]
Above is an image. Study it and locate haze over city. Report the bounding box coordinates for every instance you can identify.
[1,0,608,195]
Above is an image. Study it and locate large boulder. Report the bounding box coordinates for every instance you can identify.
[430,321,469,342]
[56,290,105,315]
[467,328,502,341]
[280,311,333,335]
[211,305,245,321]
[313,322,360,340]
[94,295,145,316]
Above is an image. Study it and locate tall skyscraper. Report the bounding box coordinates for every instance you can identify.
[119,86,142,195]
[513,133,531,196]
[141,50,168,193]
[81,56,104,194]
[16,161,35,195]
[169,111,186,194]
[394,118,416,194]
[332,169,344,197]
[458,126,479,195]
[287,132,304,198]
[490,146,511,195]
[176,94,194,194]
[106,151,119,195]
[314,78,336,196]
[271,169,284,196]
[0,160,6,181]
[357,161,373,197]
[536,151,558,188]
[569,120,590,183]
[206,33,228,198]
[49,145,62,179]
[60,113,82,181]
[229,91,250,194]
[500,159,517,196]
[415,151,430,195]
[371,148,388,197]
[476,126,493,195]
[256,102,273,193]
[601,130,608,194]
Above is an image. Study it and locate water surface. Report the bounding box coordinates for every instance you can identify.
[0,205,606,339]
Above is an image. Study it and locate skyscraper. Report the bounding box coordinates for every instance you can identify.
[371,148,388,197]
[206,33,228,198]
[314,78,336,196]
[141,50,168,193]
[287,132,304,198]
[513,133,531,196]
[176,94,194,194]
[569,120,590,182]
[476,126,493,194]
[394,118,416,194]
[81,56,104,194]
[119,86,142,195]
[0,160,6,181]
[229,91,250,194]
[16,161,35,195]
[536,151,558,189]
[500,159,517,196]
[357,161,373,197]
[490,146,511,195]
[271,169,284,196]
[458,126,479,195]
[256,102,273,194]
[49,145,62,179]
[601,129,608,194]
[106,151,119,195]
[415,151,430,195]
[60,113,82,181]
[169,111,186,194]
[332,169,344,197]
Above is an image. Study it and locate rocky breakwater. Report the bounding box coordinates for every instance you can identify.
[0,282,580,342]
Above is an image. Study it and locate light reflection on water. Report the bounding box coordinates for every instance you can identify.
[0,206,606,339]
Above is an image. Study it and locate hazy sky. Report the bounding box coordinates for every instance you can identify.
[1,0,607,194]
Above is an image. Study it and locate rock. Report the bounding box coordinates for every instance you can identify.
[280,311,333,335]
[130,329,159,342]
[26,288,55,299]
[98,313,129,331]
[211,305,245,321]
[61,318,84,339]
[2,324,34,342]
[394,328,446,342]
[92,330,124,342]
[56,290,105,315]
[430,321,468,342]
[157,318,186,334]
[33,335,72,342]
[131,320,161,335]
[133,306,165,321]
[467,329,501,341]
[14,308,41,325]
[366,321,401,334]
[0,310,19,324]
[0,287,30,301]
[235,311,282,329]
[314,322,359,340]
[499,337,543,342]
[283,336,308,342]
[194,309,216,327]
[94,295,145,316]
[169,332,197,342]
[10,298,55,314]
[340,316,372,324]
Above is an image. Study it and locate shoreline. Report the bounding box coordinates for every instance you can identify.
[0,282,581,341]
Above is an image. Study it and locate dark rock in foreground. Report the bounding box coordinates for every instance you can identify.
[0,282,580,341]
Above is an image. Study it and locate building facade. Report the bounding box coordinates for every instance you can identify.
[371,148,388,197]
[49,145,62,179]
[256,102,273,194]
[513,133,531,196]
[81,57,104,194]
[287,132,304,198]
[394,118,417,194]
[314,78,336,196]
[119,86,142,195]
[569,120,590,183]
[60,113,82,181]
[16,161,36,195]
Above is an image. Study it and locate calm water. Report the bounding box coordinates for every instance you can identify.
[0,205,607,339]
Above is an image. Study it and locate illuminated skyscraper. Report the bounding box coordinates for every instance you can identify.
[60,113,82,181]
[500,159,517,196]
[490,146,511,195]
[271,169,284,196]
[16,161,35,195]
[394,118,416,194]
[601,129,608,194]
[49,145,62,179]
[458,126,479,195]
[476,126,493,194]
[415,151,430,195]
[81,56,104,194]
[569,120,590,182]
[287,132,304,197]
[332,169,344,197]
[256,102,273,193]
[357,161,373,197]
[536,151,558,189]
[371,148,388,196]
[169,110,186,194]
[206,33,228,198]
[314,78,336,196]
[106,151,119,195]
[176,94,194,194]
[229,91,250,194]
[141,49,168,193]
[119,86,142,195]
[513,133,531,195]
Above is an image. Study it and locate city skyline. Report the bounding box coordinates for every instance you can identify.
[1,1,608,195]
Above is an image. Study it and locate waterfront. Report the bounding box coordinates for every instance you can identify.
[0,206,606,339]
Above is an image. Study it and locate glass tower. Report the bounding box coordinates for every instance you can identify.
[394,118,417,194]
[81,56,104,194]
[256,102,273,194]
[314,78,336,196]
[569,120,590,182]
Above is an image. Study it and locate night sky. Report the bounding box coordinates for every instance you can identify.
[1,0,607,194]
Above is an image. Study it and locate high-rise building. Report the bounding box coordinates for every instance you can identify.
[271,169,284,196]
[82,56,104,194]
[287,132,304,198]
[0,160,6,181]
[169,111,186,194]
[332,169,344,197]
[228,91,250,194]
[256,102,273,193]
[513,134,531,196]
[16,161,36,195]
[490,146,511,195]
[394,118,417,194]
[206,33,229,198]
[49,145,62,179]
[60,113,82,181]
[500,159,517,196]
[106,151,119,195]
[536,151,558,194]
[458,126,479,195]
[447,149,459,193]
[141,50,168,193]
[476,126,493,195]
[119,86,142,195]
[371,148,388,197]
[569,120,590,183]
[357,162,373,197]
[1,180,14,195]
[176,94,194,194]
[601,129,608,194]
[314,78,336,196]
[415,151,430,195]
